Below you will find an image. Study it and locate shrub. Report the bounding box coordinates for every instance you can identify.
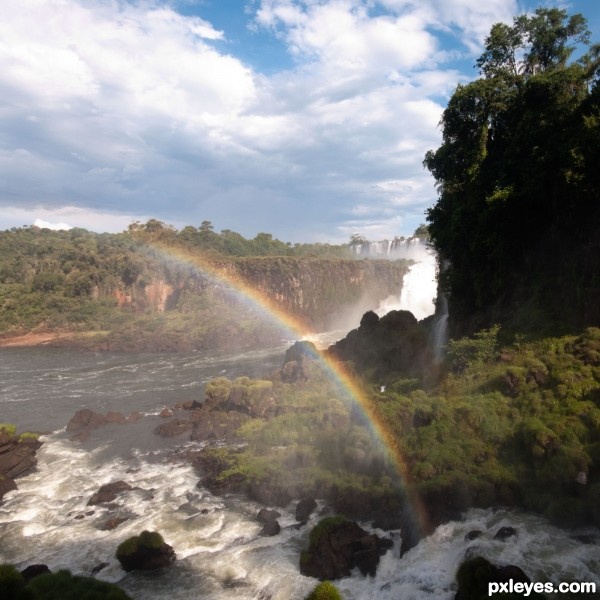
[26,569,132,600]
[304,580,343,600]
[0,423,16,437]
[0,564,25,600]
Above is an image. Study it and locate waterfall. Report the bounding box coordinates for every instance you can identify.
[432,294,449,362]
[353,237,437,321]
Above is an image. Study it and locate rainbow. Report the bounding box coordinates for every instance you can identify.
[145,242,429,536]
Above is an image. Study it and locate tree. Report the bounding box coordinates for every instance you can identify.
[425,8,599,333]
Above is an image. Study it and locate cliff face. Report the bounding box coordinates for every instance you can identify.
[112,257,409,333]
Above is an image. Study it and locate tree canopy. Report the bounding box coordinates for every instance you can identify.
[424,8,600,334]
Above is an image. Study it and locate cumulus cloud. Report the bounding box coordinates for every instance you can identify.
[0,0,520,242]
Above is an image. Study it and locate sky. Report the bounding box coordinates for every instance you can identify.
[1,0,599,243]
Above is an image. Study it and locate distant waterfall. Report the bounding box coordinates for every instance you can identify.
[432,294,449,362]
[352,237,437,321]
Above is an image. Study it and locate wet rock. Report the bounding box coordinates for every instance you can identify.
[154,418,192,437]
[116,530,176,572]
[494,526,517,541]
[295,497,318,522]
[300,517,393,580]
[465,530,483,541]
[87,480,133,505]
[182,400,202,410]
[159,407,174,418]
[66,409,107,433]
[257,508,282,524]
[21,564,51,582]
[280,341,318,382]
[0,476,18,502]
[455,556,542,600]
[126,411,143,423]
[98,511,134,531]
[66,409,140,440]
[0,430,43,502]
[91,562,109,576]
[259,519,281,537]
[105,411,126,424]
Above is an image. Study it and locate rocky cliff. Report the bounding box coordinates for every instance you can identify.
[109,256,409,333]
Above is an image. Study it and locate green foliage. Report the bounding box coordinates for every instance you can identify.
[0,565,132,600]
[0,564,26,600]
[304,581,343,600]
[425,7,600,334]
[0,423,17,437]
[446,325,500,372]
[116,536,140,559]
[25,569,132,600]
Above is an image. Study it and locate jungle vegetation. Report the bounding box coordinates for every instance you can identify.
[424,7,600,336]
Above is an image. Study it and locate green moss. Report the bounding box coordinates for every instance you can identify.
[18,432,40,442]
[308,516,347,548]
[138,530,165,549]
[26,569,132,600]
[116,536,139,559]
[0,423,16,437]
[304,581,343,600]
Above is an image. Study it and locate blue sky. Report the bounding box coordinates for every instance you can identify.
[1,0,598,242]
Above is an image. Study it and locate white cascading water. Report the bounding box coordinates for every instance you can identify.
[432,294,449,362]
[352,238,438,321]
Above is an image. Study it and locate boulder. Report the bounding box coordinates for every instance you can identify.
[296,497,318,522]
[300,516,393,580]
[259,519,281,537]
[66,409,140,440]
[0,430,43,502]
[154,419,191,437]
[116,530,176,572]
[494,526,517,541]
[465,530,483,541]
[455,556,543,600]
[0,477,18,502]
[257,508,282,524]
[280,341,318,382]
[87,480,133,505]
[66,409,107,432]
[20,564,51,583]
[159,407,174,418]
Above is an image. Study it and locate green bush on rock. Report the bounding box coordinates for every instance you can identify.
[304,581,343,600]
[115,530,175,572]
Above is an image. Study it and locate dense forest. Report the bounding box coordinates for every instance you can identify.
[425,8,600,336]
[0,222,412,350]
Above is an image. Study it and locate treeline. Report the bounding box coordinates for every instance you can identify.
[127,219,354,258]
[425,8,600,335]
[0,222,353,333]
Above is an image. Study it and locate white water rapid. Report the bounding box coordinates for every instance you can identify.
[1,434,598,599]
[1,348,598,600]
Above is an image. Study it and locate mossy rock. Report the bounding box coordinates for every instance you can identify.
[308,516,347,549]
[0,423,17,438]
[115,530,174,572]
[304,581,343,600]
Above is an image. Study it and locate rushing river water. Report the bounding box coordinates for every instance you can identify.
[1,345,599,599]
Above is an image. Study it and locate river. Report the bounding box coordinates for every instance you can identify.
[1,344,599,599]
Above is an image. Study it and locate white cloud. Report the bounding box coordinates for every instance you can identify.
[1,205,146,233]
[33,219,73,230]
[0,0,520,242]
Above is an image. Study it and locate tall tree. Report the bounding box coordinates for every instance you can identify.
[425,8,599,333]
